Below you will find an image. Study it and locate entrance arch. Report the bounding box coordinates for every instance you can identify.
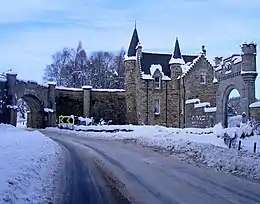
[18,94,46,128]
[215,43,258,127]
[221,86,242,128]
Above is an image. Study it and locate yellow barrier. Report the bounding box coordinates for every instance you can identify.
[58,115,75,125]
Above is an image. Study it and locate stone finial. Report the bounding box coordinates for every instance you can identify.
[214,56,223,67]
[201,45,206,56]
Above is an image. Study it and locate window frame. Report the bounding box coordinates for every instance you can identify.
[154,76,161,89]
[200,71,206,84]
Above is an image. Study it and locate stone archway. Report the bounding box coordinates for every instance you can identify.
[19,94,46,128]
[215,43,258,128]
[220,85,243,128]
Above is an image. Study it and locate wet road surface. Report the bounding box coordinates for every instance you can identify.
[42,130,260,204]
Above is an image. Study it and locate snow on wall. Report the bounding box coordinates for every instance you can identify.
[56,86,83,91]
[92,89,125,92]
[124,55,137,61]
[44,108,54,113]
[194,102,210,108]
[185,98,200,104]
[241,70,258,75]
[82,85,93,89]
[204,107,217,113]
[47,81,57,85]
[56,86,125,93]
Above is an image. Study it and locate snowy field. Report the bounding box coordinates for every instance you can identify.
[0,124,63,203]
[47,123,260,181]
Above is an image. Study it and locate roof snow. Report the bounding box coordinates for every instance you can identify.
[225,70,232,74]
[232,56,242,64]
[249,101,260,108]
[141,64,171,80]
[124,55,137,61]
[0,75,6,82]
[185,98,200,104]
[241,70,258,74]
[150,64,163,76]
[180,55,202,78]
[169,58,185,65]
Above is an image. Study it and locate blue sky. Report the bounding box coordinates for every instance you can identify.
[0,0,259,98]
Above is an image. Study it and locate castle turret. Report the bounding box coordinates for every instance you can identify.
[241,43,257,73]
[168,38,184,127]
[124,26,140,124]
[169,38,184,81]
[241,43,258,112]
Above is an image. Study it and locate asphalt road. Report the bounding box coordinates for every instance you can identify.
[42,130,260,204]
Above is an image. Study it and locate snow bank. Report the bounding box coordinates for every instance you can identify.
[0,124,63,203]
[47,123,260,181]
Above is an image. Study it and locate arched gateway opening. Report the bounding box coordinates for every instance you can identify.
[16,95,46,128]
[215,43,258,127]
[226,89,242,127]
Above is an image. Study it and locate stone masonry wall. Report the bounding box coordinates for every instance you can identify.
[124,60,138,124]
[90,91,126,125]
[184,56,217,107]
[186,103,216,128]
[55,89,84,117]
[0,81,7,123]
[55,88,127,125]
[250,107,260,124]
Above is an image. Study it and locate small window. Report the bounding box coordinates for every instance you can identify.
[200,72,206,84]
[154,99,160,115]
[154,76,161,89]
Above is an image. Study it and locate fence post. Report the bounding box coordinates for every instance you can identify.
[254,142,257,153]
[238,140,241,151]
[229,140,232,149]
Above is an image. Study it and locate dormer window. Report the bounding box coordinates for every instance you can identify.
[154,76,161,89]
[200,72,206,84]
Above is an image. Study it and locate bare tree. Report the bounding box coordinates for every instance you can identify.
[43,48,77,87]
[43,43,126,89]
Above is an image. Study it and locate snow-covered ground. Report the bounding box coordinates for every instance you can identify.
[46,123,260,181]
[228,115,242,127]
[0,124,63,203]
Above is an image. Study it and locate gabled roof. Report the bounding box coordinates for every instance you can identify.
[127,28,139,57]
[141,52,198,77]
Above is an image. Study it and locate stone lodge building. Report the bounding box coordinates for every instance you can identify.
[124,27,258,128]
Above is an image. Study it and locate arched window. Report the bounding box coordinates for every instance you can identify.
[154,76,161,89]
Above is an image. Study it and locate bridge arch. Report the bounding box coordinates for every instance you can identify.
[2,73,57,128]
[18,94,46,128]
